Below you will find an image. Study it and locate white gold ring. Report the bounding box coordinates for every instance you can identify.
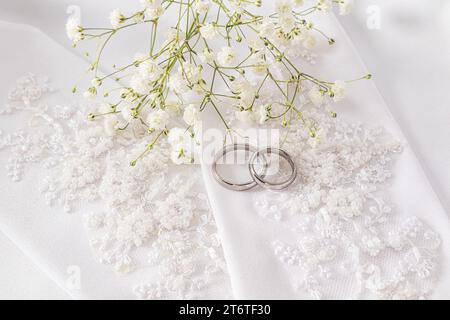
[249,147,297,191]
[212,143,266,191]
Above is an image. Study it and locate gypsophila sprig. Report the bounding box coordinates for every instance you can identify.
[68,0,367,165]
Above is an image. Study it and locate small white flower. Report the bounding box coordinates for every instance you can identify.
[199,48,215,64]
[232,77,257,106]
[257,104,270,124]
[180,62,202,84]
[193,0,211,15]
[137,56,163,82]
[168,127,187,146]
[169,73,186,94]
[170,146,194,165]
[338,0,354,15]
[235,109,255,124]
[164,28,186,47]
[317,0,332,12]
[229,0,248,14]
[249,53,268,76]
[140,0,162,9]
[332,80,346,102]
[275,0,293,15]
[66,17,84,43]
[130,74,150,95]
[145,6,164,20]
[91,78,102,87]
[199,23,217,40]
[109,9,125,29]
[183,104,200,126]
[83,87,97,99]
[134,11,145,23]
[121,104,137,122]
[258,20,276,38]
[308,87,324,107]
[167,128,195,164]
[217,46,237,66]
[146,109,170,131]
[141,0,164,20]
[279,13,296,32]
[248,36,265,52]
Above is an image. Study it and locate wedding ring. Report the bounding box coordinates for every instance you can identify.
[249,147,297,191]
[212,143,266,191]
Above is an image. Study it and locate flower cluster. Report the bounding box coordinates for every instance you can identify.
[68,0,367,165]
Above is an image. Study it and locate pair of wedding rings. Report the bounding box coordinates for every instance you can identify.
[212,143,297,191]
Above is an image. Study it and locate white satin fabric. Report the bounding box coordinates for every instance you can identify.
[0,1,449,299]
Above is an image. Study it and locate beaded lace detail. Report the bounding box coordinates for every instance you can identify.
[253,109,442,299]
[0,74,231,299]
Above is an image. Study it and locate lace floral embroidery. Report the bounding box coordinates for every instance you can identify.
[0,74,231,299]
[254,109,442,299]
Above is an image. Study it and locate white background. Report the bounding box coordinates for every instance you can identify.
[0,0,449,299]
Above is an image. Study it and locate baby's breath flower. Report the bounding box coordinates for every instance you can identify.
[146,109,170,131]
[180,62,202,84]
[121,104,137,122]
[168,73,186,94]
[91,78,102,87]
[170,146,194,165]
[141,0,164,20]
[129,74,150,95]
[232,77,256,106]
[199,48,215,64]
[338,0,354,15]
[248,36,265,52]
[317,0,332,12]
[66,17,84,43]
[257,104,270,124]
[235,108,256,124]
[217,46,237,67]
[183,104,200,126]
[83,87,97,99]
[194,0,211,15]
[257,19,276,38]
[109,8,125,29]
[199,23,218,40]
[229,0,249,14]
[331,81,347,102]
[279,13,296,33]
[168,128,186,146]
[275,0,293,15]
[70,0,361,165]
[308,87,324,107]
[137,55,163,82]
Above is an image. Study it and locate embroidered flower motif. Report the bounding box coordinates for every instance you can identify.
[0,74,231,299]
[254,109,441,300]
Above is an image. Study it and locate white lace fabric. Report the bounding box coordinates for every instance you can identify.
[253,112,441,299]
[1,73,231,299]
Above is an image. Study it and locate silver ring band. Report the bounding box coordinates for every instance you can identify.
[249,147,297,191]
[212,143,265,191]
